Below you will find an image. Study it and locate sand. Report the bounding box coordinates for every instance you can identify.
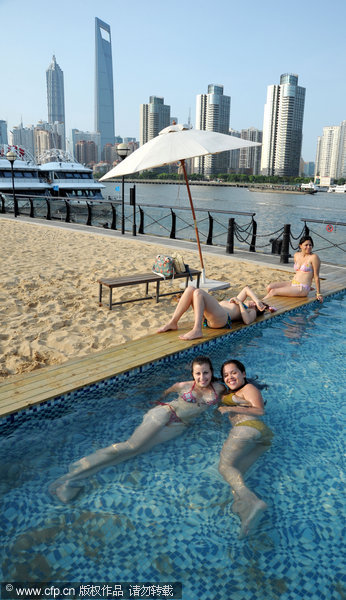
[0,218,290,381]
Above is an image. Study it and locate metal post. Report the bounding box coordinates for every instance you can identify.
[226,218,235,254]
[86,202,92,226]
[29,198,34,218]
[280,224,291,264]
[10,161,18,217]
[206,212,213,245]
[170,209,176,238]
[249,218,257,252]
[121,175,125,234]
[130,185,136,236]
[303,221,309,236]
[111,204,117,230]
[65,200,71,223]
[46,198,51,220]
[0,194,5,214]
[138,206,144,234]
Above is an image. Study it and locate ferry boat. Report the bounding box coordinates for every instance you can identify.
[0,145,105,202]
[0,145,50,197]
[300,181,318,193]
[38,149,105,202]
[327,184,346,193]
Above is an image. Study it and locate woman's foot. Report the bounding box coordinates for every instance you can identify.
[238,499,268,539]
[49,477,83,503]
[157,321,178,333]
[179,328,203,340]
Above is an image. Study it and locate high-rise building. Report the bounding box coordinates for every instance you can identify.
[195,84,231,175]
[46,55,65,149]
[10,122,35,158]
[95,17,115,154]
[139,96,170,146]
[261,73,306,177]
[71,129,101,162]
[315,121,346,181]
[75,140,97,166]
[0,120,8,145]
[239,127,262,175]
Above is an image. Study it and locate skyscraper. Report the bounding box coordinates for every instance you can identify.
[260,73,305,177]
[95,17,115,154]
[195,84,231,175]
[0,120,8,145]
[46,55,65,149]
[139,96,170,146]
[315,121,346,181]
[239,127,262,175]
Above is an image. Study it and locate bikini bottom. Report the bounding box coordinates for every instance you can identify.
[203,314,232,329]
[234,420,274,446]
[291,279,311,292]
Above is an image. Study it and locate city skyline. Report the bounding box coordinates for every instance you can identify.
[1,0,345,161]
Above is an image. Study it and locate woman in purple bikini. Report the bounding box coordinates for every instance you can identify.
[50,356,225,503]
[264,235,323,302]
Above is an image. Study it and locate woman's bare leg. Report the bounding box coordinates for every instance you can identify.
[157,286,196,332]
[50,407,184,502]
[263,284,308,299]
[179,288,229,340]
[218,427,268,538]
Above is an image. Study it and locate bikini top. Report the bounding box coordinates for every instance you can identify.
[222,381,248,406]
[294,261,313,273]
[181,382,219,406]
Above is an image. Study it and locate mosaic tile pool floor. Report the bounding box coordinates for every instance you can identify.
[1,293,345,600]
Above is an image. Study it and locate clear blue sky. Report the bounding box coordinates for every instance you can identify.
[1,0,345,161]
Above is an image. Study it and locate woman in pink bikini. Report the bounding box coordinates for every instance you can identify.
[49,356,225,503]
[264,235,323,302]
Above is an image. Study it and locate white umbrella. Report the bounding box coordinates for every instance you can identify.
[101,124,260,289]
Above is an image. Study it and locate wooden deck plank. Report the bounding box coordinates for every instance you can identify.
[1,283,344,418]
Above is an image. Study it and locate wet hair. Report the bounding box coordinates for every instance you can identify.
[220,359,268,391]
[191,355,216,381]
[299,235,314,248]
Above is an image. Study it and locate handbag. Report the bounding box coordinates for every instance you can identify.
[172,252,186,273]
[152,255,175,279]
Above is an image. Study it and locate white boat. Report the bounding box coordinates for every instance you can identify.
[300,181,318,193]
[327,184,346,193]
[38,149,105,202]
[0,145,105,203]
[0,145,51,197]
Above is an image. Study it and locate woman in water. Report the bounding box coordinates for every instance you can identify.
[218,359,273,539]
[50,356,225,503]
[264,235,323,301]
[157,285,276,340]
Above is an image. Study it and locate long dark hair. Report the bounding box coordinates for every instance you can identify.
[191,355,216,381]
[220,359,268,391]
[299,235,314,248]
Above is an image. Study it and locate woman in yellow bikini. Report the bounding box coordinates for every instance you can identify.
[218,359,273,539]
[264,235,323,302]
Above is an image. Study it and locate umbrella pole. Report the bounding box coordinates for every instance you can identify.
[180,160,204,271]
[180,159,229,292]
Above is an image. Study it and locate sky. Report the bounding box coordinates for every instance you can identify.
[1,0,345,161]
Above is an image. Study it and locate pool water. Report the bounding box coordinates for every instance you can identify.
[1,293,345,600]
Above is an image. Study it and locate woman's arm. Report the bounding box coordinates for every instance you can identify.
[158,381,187,401]
[312,254,323,302]
[218,384,265,416]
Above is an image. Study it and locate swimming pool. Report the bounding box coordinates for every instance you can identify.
[1,292,345,600]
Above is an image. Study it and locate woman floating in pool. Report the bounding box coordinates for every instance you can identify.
[157,285,276,340]
[50,356,225,503]
[264,235,323,302]
[218,359,273,539]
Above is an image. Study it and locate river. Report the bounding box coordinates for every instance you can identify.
[102,181,345,264]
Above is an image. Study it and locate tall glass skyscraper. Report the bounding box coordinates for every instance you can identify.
[261,73,306,177]
[46,55,65,149]
[95,17,115,154]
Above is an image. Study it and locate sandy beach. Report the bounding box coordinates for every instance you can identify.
[0,218,290,381]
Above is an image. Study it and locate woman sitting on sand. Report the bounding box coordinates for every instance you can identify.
[157,285,275,341]
[218,359,273,539]
[50,356,225,503]
[264,235,323,302]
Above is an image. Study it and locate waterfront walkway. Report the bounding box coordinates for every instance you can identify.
[1,215,345,418]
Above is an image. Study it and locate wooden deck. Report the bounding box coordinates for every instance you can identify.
[1,279,345,419]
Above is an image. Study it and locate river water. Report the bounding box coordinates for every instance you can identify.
[104,182,346,264]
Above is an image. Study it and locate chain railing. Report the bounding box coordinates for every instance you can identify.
[1,193,345,263]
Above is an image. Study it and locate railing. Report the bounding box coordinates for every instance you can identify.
[1,193,345,263]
